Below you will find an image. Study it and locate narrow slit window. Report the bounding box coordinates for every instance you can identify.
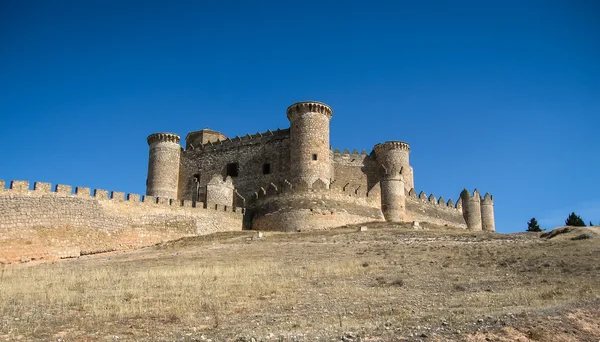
[312,154,318,161]
[262,163,271,175]
[226,163,239,177]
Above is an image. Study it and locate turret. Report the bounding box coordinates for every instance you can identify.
[481,193,495,231]
[286,101,333,186]
[373,141,414,190]
[374,141,411,222]
[460,189,482,230]
[146,132,181,199]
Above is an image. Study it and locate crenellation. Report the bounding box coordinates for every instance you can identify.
[157,197,170,206]
[111,191,125,201]
[419,191,427,200]
[76,187,91,197]
[11,180,30,192]
[94,189,109,199]
[428,194,436,204]
[142,195,157,204]
[408,188,417,198]
[438,196,445,206]
[34,182,52,193]
[55,184,72,194]
[126,193,141,202]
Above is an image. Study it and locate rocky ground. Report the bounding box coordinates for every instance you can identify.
[0,224,599,341]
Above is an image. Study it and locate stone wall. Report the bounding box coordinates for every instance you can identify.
[331,149,381,194]
[0,180,243,263]
[250,179,384,231]
[404,191,468,229]
[179,128,291,202]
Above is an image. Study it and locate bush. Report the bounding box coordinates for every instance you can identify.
[526,217,542,232]
[565,212,586,227]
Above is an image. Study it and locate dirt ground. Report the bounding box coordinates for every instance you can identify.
[1,224,599,341]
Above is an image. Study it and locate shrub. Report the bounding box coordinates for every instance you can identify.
[565,212,586,227]
[526,218,541,232]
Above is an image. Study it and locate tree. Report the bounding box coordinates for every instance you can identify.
[527,217,542,232]
[565,212,586,227]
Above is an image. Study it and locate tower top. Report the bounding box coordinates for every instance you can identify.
[373,141,411,154]
[147,132,180,145]
[286,101,333,120]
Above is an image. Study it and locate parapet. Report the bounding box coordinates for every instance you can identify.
[481,193,493,204]
[147,132,181,145]
[407,187,463,210]
[286,101,333,120]
[185,128,289,152]
[373,141,411,154]
[0,180,243,215]
[250,178,381,205]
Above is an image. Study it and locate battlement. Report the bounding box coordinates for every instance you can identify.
[407,187,462,210]
[186,128,290,152]
[249,178,380,204]
[286,101,333,120]
[460,188,482,202]
[0,180,243,214]
[373,141,411,154]
[481,192,494,204]
[332,148,369,157]
[147,132,181,145]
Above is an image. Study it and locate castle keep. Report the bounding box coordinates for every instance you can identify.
[146,101,495,232]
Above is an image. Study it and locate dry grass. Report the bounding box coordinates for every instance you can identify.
[1,227,599,341]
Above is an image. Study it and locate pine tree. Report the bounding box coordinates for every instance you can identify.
[526,217,541,232]
[565,212,586,227]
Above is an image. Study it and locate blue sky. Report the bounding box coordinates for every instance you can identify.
[1,1,598,232]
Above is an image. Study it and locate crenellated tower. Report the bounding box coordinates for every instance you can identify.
[286,101,333,186]
[481,193,495,231]
[374,141,412,222]
[146,132,181,198]
[460,189,483,230]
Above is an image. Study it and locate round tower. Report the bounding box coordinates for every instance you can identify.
[286,101,333,186]
[460,189,483,231]
[481,193,495,231]
[374,141,411,222]
[146,132,181,199]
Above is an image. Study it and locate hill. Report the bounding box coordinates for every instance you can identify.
[1,225,599,341]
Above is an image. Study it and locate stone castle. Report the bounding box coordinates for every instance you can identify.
[0,100,493,262]
[147,101,495,232]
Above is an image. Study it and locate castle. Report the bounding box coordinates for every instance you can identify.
[0,101,494,263]
[146,101,495,232]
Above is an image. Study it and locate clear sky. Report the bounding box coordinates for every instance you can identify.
[1,1,598,233]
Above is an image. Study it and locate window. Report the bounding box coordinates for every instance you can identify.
[262,163,271,175]
[226,163,239,177]
[312,154,318,161]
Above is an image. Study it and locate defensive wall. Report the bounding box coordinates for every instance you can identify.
[249,178,384,231]
[0,180,243,263]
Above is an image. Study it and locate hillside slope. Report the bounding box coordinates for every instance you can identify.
[1,225,599,341]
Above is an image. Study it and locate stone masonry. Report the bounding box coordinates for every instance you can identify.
[0,100,495,263]
[148,100,495,232]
